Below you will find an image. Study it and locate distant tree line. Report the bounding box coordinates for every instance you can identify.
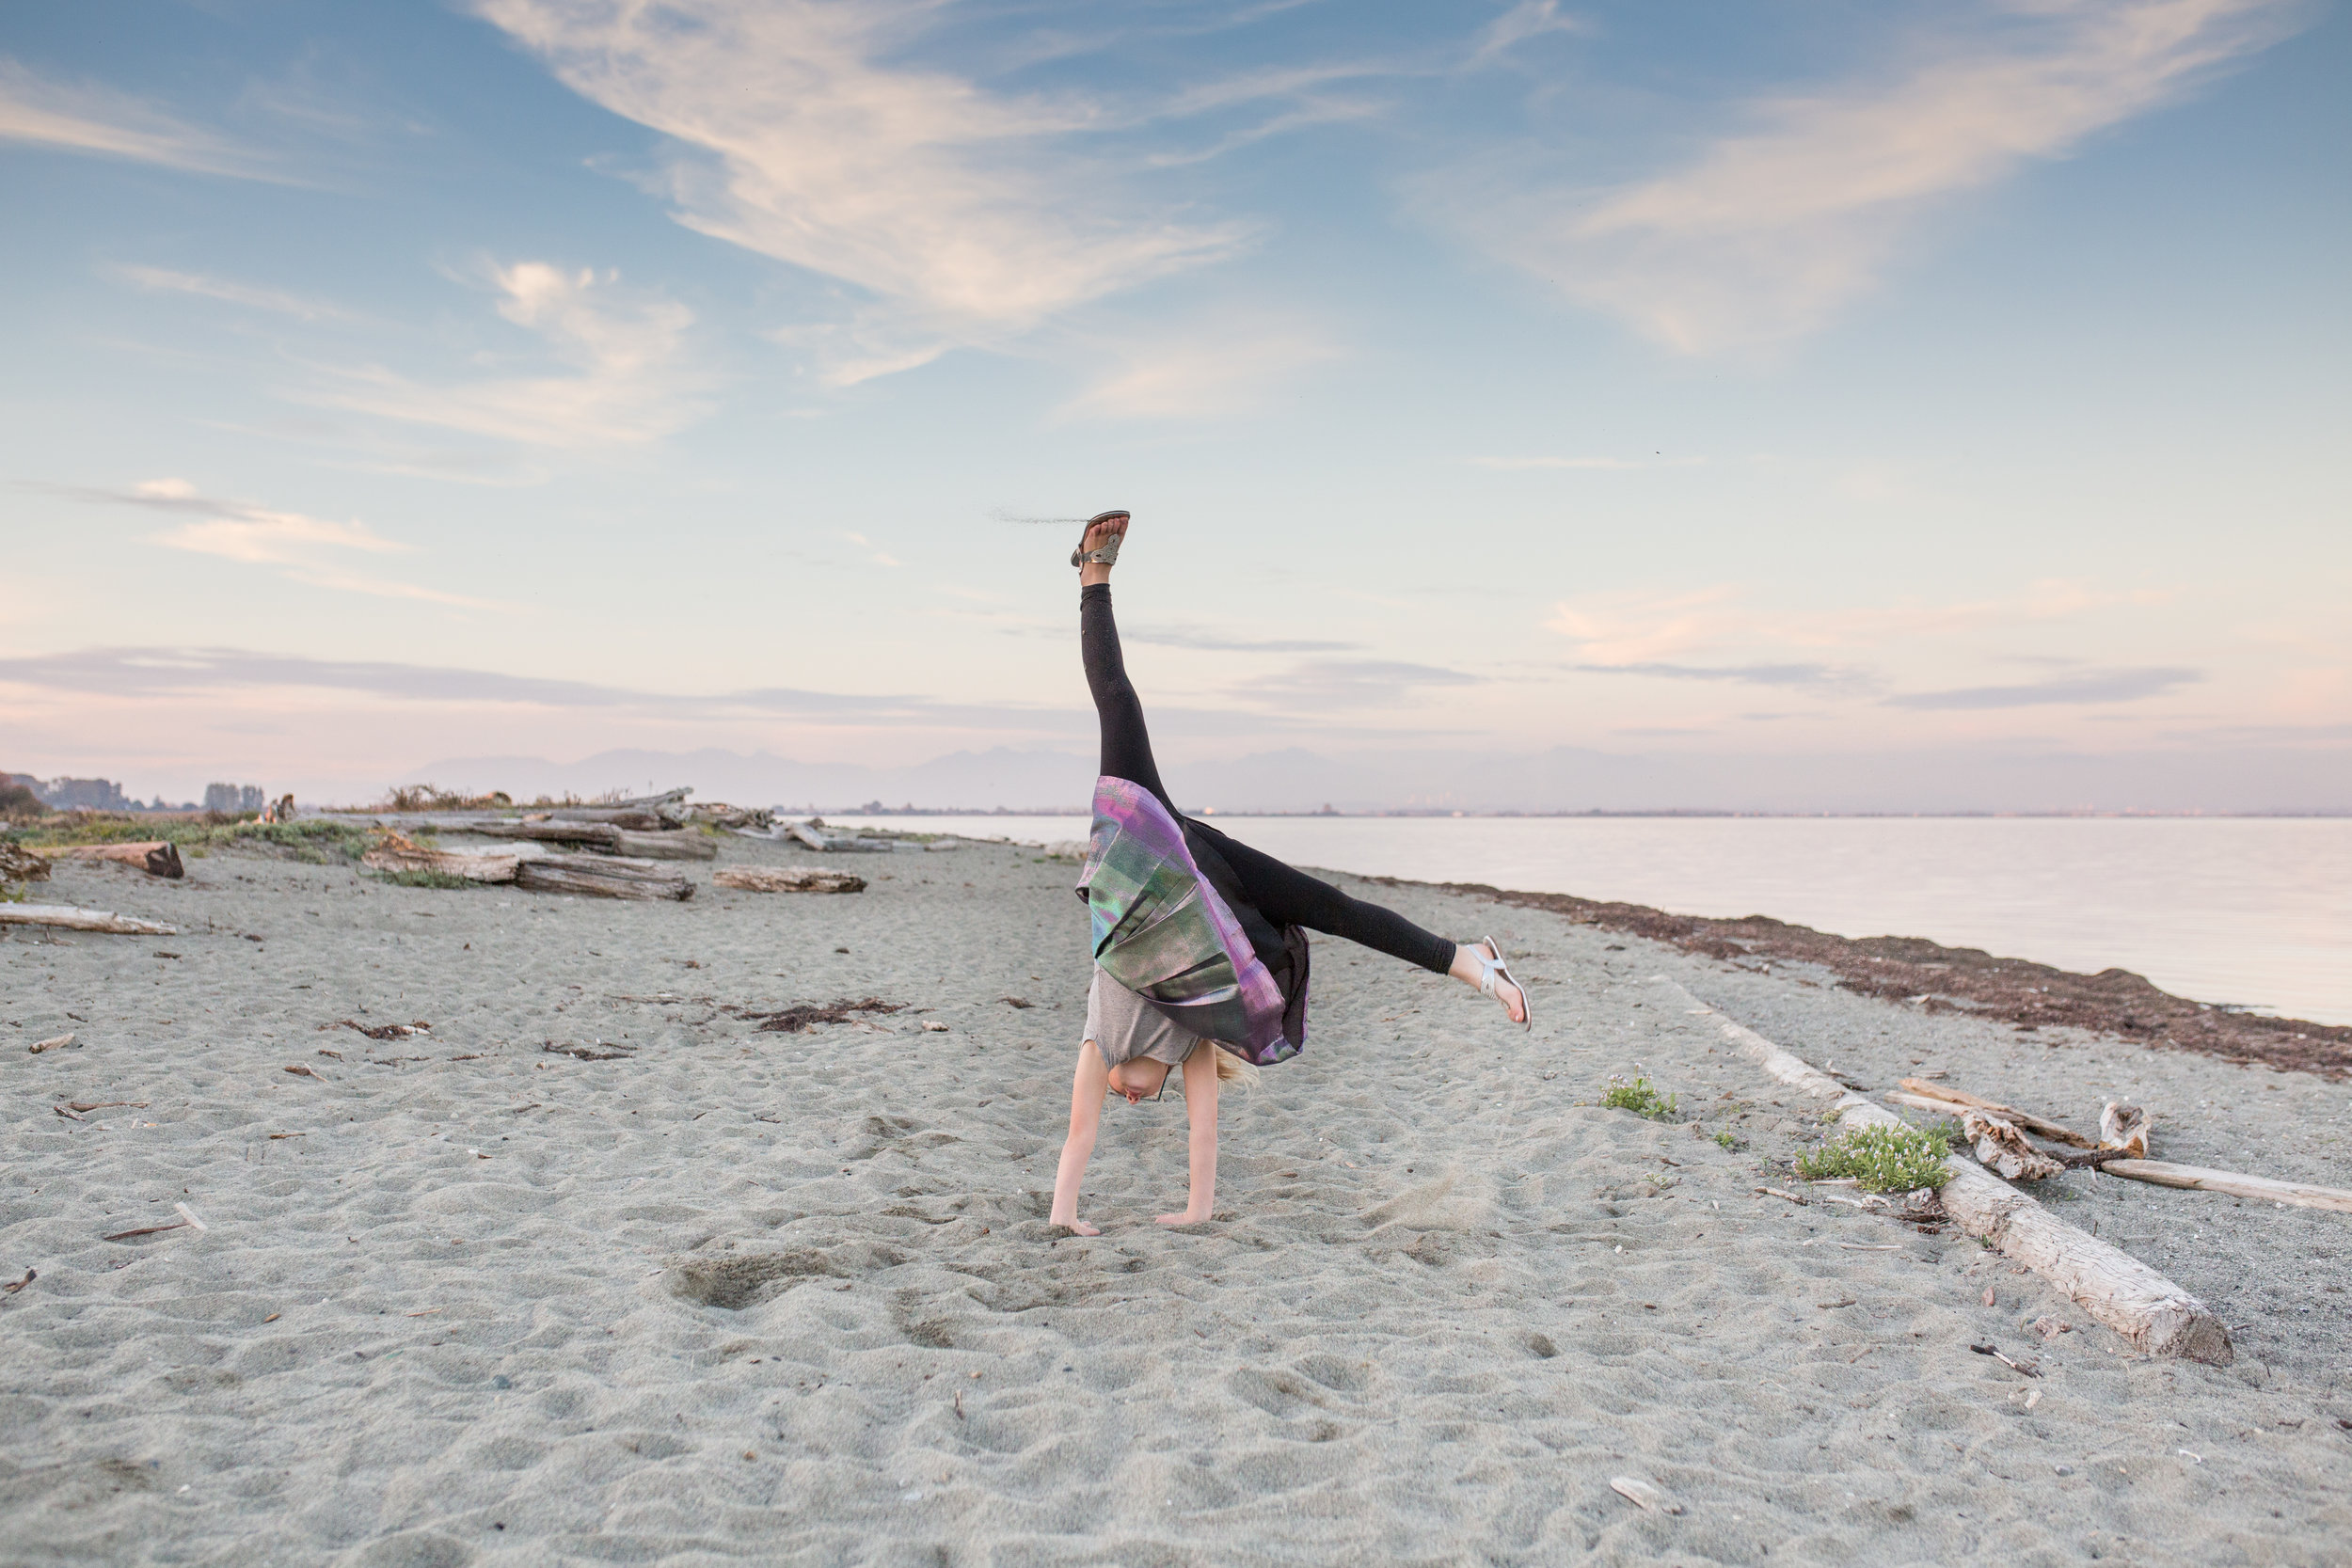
[2,773,267,814]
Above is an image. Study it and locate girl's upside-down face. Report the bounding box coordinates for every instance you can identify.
[1104,1058,1172,1104]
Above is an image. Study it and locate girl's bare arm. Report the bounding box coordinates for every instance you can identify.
[1157,1045,1220,1226]
[1050,1042,1110,1235]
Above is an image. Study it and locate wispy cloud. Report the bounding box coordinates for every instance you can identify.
[0,644,1084,736]
[1548,586,1745,664]
[1549,579,2170,666]
[53,479,503,610]
[1058,316,1339,420]
[1466,1,1586,70]
[1888,666,2203,709]
[0,56,281,180]
[1574,660,1862,690]
[1435,0,2307,351]
[475,0,1257,378]
[1127,625,1359,655]
[116,264,351,322]
[317,261,707,446]
[1240,658,1482,708]
[841,531,900,568]
[1469,453,1705,471]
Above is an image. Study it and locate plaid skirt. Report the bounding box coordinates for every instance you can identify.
[1074,775,1303,1066]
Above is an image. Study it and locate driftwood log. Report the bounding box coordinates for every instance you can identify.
[1897,1078,2099,1148]
[470,820,624,848]
[612,828,716,861]
[713,866,866,894]
[467,821,710,859]
[2100,1101,2152,1158]
[786,821,895,853]
[1658,976,2233,1364]
[0,842,53,883]
[0,904,177,935]
[39,841,185,879]
[361,839,543,882]
[1886,1092,2072,1180]
[686,803,771,830]
[2102,1160,2352,1214]
[515,853,692,901]
[1897,1084,2342,1213]
[608,787,691,812]
[1959,1109,2069,1181]
[525,807,674,829]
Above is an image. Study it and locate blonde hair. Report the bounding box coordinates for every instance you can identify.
[1200,1041,1260,1088]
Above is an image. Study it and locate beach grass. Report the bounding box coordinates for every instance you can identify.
[1797,1123,1952,1192]
[367,867,481,890]
[7,815,374,863]
[1602,1075,1678,1120]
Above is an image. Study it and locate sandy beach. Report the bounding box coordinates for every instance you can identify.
[6,830,2349,1566]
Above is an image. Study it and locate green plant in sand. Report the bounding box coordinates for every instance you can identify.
[1796,1124,1953,1192]
[1602,1076,1677,1121]
[368,869,479,890]
[1713,1131,1737,1151]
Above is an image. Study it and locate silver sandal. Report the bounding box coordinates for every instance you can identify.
[1470,936,1530,1030]
[1072,509,1130,568]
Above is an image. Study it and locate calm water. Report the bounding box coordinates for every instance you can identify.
[824,815,2352,1025]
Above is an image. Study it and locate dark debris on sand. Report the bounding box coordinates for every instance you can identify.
[727,997,909,1034]
[1409,880,2352,1081]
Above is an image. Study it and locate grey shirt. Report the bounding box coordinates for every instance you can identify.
[1085,969,1205,1069]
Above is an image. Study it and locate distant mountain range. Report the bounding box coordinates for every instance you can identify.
[405,742,2352,816]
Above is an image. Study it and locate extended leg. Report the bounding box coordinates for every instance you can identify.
[1201,827,1456,974]
[1081,582,1175,813]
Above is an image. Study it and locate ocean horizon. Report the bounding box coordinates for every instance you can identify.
[823,811,2352,1027]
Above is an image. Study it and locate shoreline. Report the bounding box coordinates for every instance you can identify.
[1377,875,2352,1080]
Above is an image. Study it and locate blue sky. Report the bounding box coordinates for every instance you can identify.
[3,0,2345,809]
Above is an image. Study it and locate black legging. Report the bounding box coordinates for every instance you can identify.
[1081,583,1455,974]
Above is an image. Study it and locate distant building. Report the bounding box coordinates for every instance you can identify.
[204,783,265,815]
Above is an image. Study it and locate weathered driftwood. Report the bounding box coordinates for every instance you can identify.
[1659,976,2233,1364]
[515,853,692,901]
[1888,1089,1973,1117]
[361,839,543,882]
[36,840,186,879]
[609,787,691,811]
[40,841,169,863]
[785,821,897,853]
[526,807,673,830]
[611,828,716,861]
[686,802,771,830]
[1960,1109,2068,1181]
[713,866,866,895]
[2102,1160,2352,1214]
[470,820,625,848]
[0,842,53,882]
[1898,1078,2098,1148]
[2100,1101,2152,1158]
[0,904,177,935]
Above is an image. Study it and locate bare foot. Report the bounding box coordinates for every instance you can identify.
[1156,1211,1211,1227]
[1056,1218,1101,1236]
[1450,940,1526,1024]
